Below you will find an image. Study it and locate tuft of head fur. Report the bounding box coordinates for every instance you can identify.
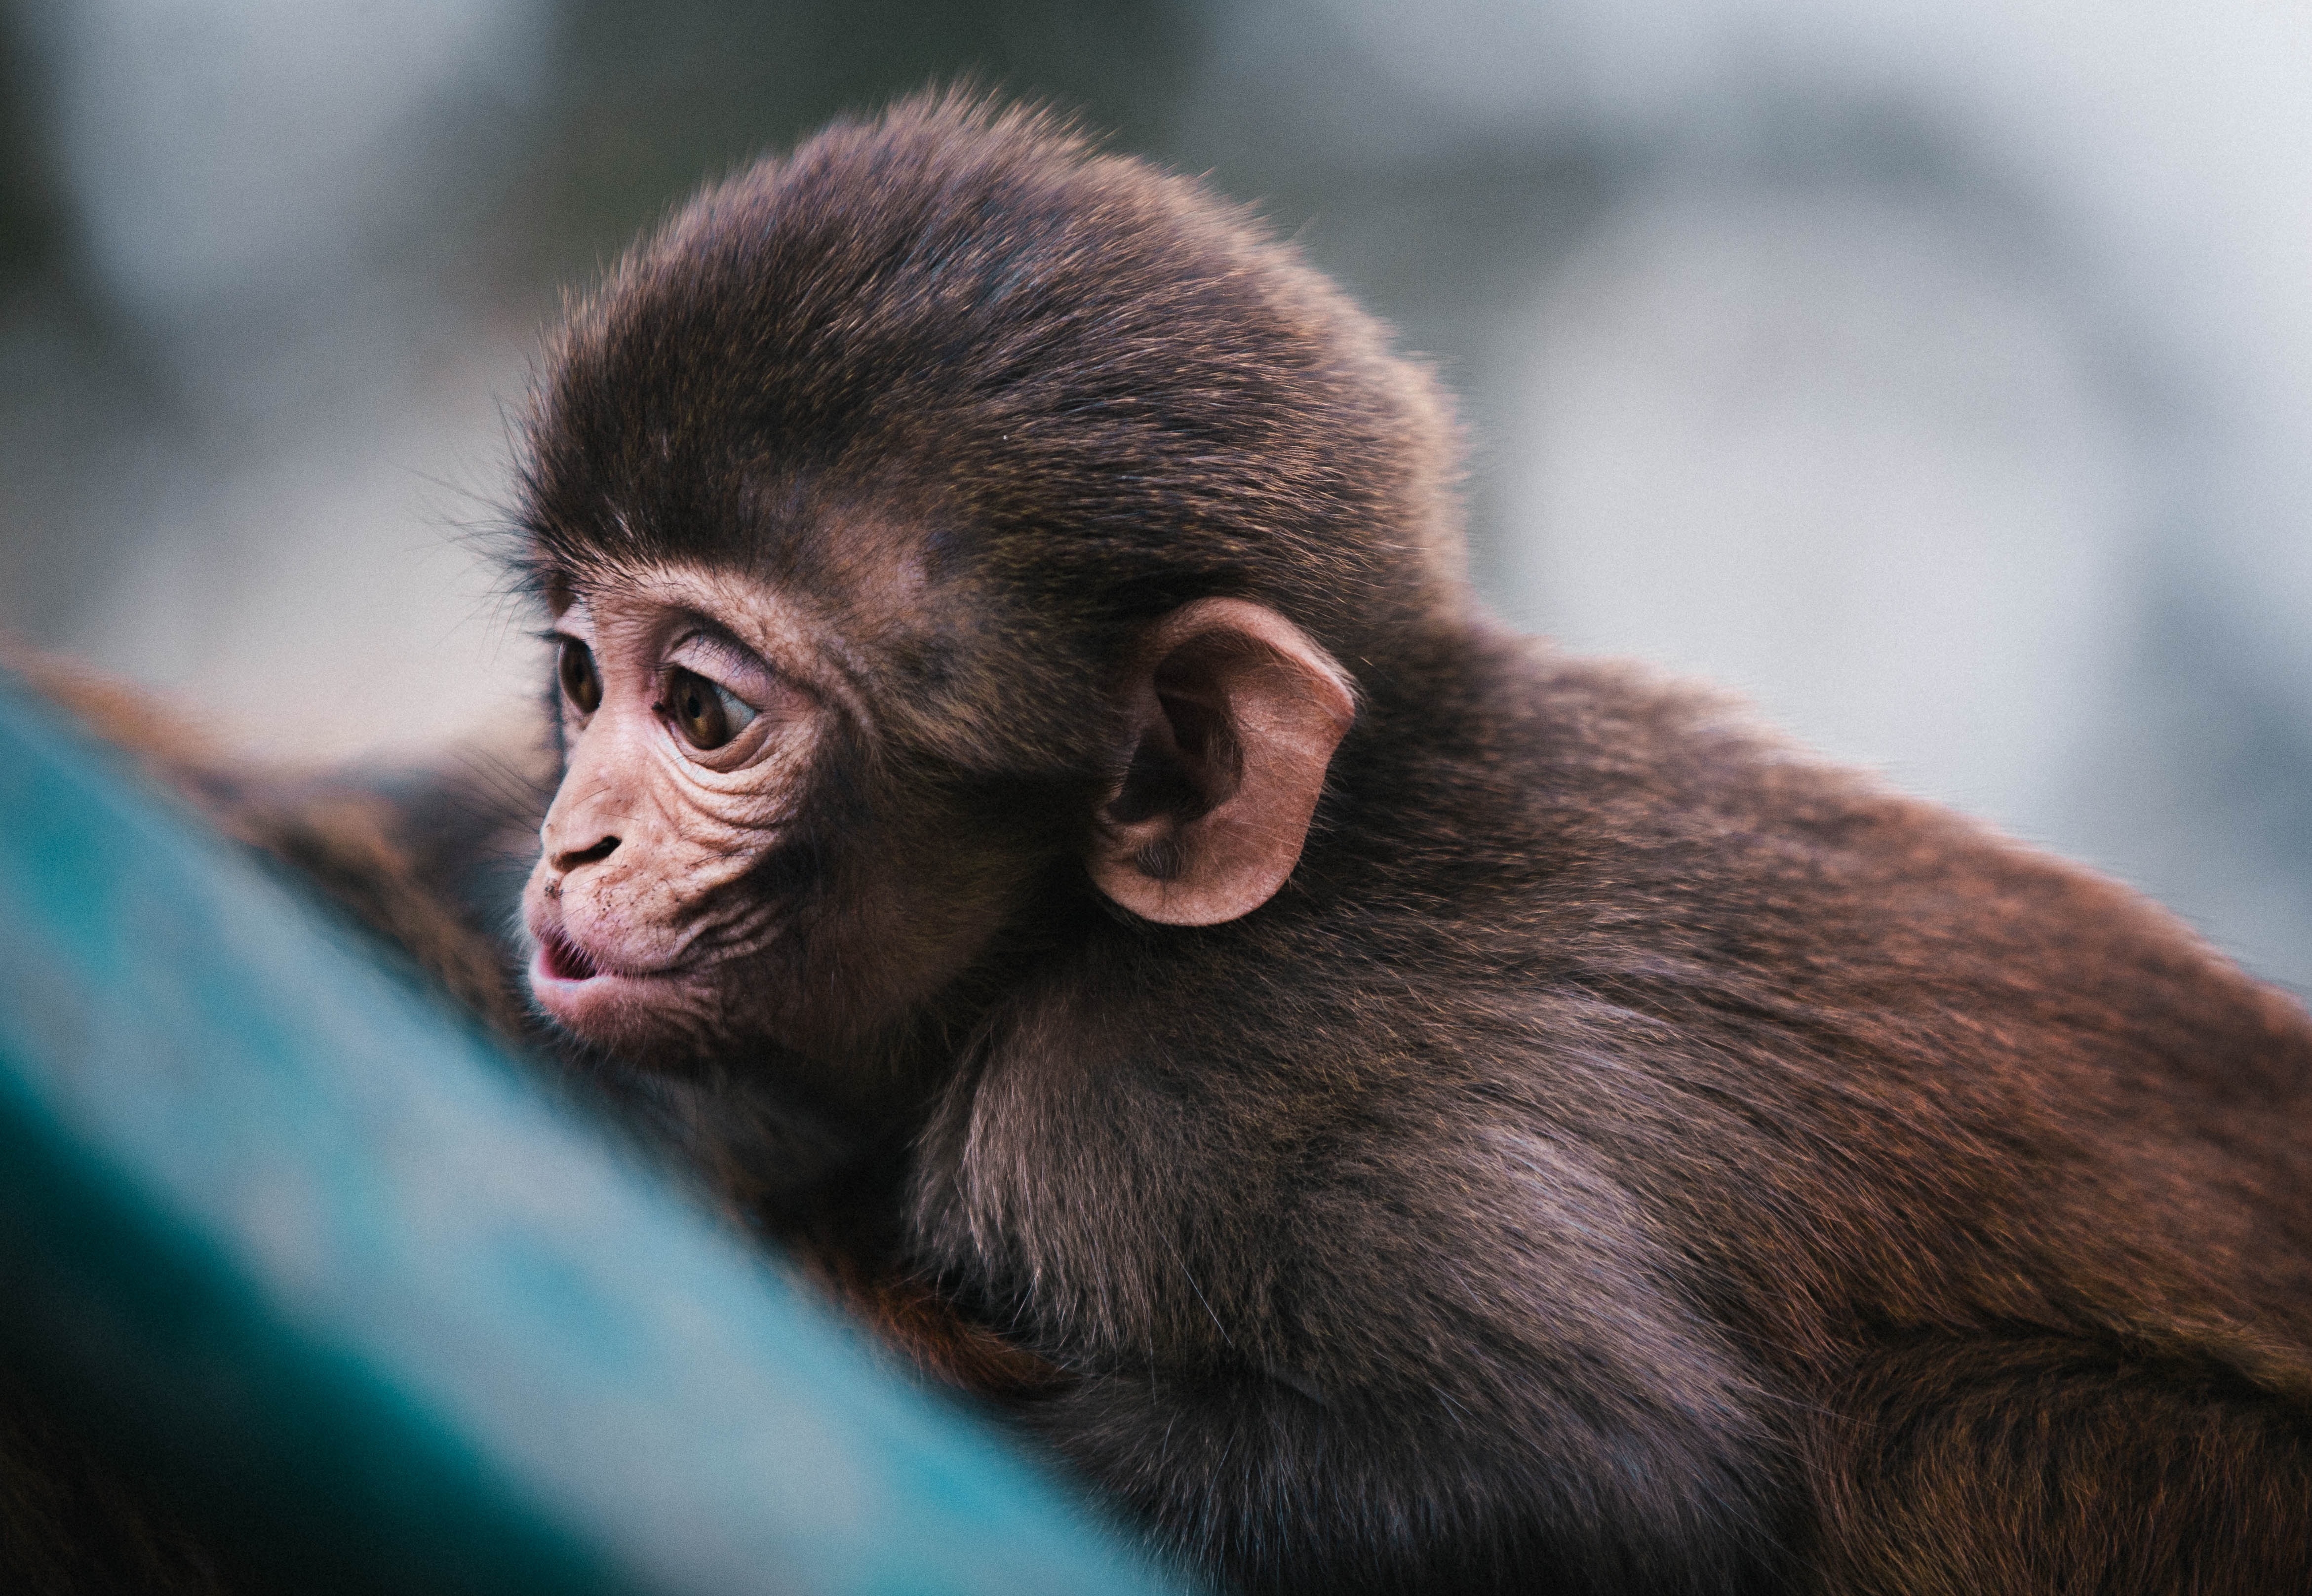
[517,91,1464,773]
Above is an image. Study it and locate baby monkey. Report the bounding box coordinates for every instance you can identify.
[509,93,2312,1595]
[18,91,2307,1596]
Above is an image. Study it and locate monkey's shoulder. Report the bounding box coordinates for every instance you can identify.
[1466,638,2303,1036]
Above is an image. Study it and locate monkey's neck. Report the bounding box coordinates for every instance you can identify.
[631,1061,1072,1402]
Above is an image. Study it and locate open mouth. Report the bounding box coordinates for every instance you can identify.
[537,926,601,982]
[525,923,696,1046]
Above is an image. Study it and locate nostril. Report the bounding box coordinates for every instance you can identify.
[553,834,621,871]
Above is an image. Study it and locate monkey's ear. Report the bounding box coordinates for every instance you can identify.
[1092,598,1356,926]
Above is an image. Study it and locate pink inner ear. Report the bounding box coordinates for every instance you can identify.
[1150,681,1241,810]
[1092,599,1356,928]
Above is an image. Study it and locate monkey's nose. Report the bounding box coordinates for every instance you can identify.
[551,834,621,872]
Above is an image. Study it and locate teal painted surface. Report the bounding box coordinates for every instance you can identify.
[0,674,1191,1596]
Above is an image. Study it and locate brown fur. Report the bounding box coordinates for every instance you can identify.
[510,93,2312,1594]
[9,90,2311,1594]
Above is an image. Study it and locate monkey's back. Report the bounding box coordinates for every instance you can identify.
[1435,631,2312,1386]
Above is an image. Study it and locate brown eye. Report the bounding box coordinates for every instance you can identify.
[666,667,757,751]
[557,636,602,715]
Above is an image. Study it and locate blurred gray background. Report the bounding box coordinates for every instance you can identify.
[1,0,2307,994]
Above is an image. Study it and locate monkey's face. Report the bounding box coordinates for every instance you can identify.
[517,548,1360,1087]
[519,562,1011,1074]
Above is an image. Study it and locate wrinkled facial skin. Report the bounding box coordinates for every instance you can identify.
[524,565,828,1058]
[520,562,1022,1087]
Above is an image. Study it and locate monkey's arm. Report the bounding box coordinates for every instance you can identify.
[997,1143,2312,1596]
[1026,1357,1786,1596]
[923,1068,1797,1596]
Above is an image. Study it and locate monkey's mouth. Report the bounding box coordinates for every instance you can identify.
[537,926,600,982]
[525,921,703,1046]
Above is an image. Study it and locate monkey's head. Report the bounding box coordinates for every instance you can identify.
[513,94,1463,1089]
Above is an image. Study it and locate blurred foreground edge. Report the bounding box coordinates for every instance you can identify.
[0,668,1188,1596]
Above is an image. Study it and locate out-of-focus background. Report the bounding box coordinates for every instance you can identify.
[1,0,2307,993]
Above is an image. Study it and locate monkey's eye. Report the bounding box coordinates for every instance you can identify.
[666,667,758,751]
[557,636,602,716]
